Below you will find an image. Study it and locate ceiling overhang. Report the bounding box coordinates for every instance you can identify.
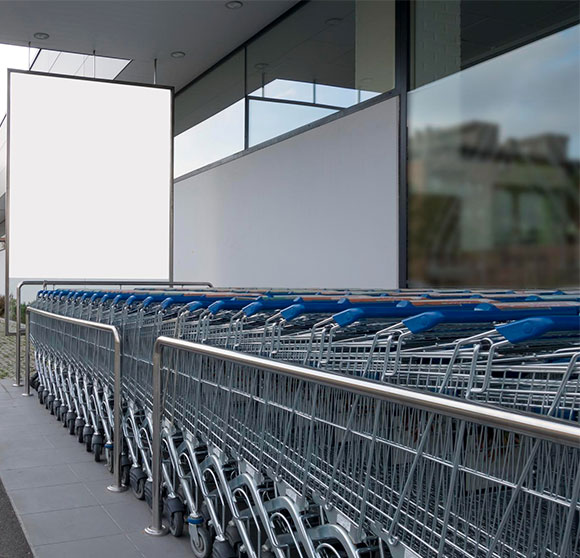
[0,0,298,92]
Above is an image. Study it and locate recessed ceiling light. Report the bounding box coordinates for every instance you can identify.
[325,18,342,26]
[33,32,50,40]
[254,62,268,70]
[225,1,243,9]
[171,51,186,59]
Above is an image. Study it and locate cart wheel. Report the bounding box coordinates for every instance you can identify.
[93,443,102,462]
[121,464,131,486]
[85,435,93,453]
[132,477,145,500]
[77,426,84,444]
[190,525,212,558]
[225,523,241,551]
[106,450,114,473]
[169,511,184,538]
[68,418,76,436]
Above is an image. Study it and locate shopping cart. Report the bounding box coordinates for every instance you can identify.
[26,288,580,558]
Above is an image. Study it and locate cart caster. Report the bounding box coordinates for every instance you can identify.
[121,463,131,486]
[166,496,186,537]
[225,522,242,552]
[189,525,212,558]
[92,434,103,462]
[106,447,114,473]
[58,404,67,422]
[169,511,184,537]
[130,467,146,500]
[75,418,85,441]
[83,426,94,451]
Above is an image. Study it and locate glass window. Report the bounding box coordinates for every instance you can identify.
[246,0,395,147]
[174,99,244,178]
[249,100,337,146]
[31,50,130,80]
[174,51,245,177]
[409,0,580,288]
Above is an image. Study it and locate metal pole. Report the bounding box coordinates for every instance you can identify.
[14,279,213,381]
[13,282,22,386]
[145,342,168,535]
[23,315,31,396]
[25,307,128,492]
[107,325,125,493]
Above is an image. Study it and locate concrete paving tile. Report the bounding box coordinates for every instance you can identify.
[68,459,113,482]
[43,430,87,449]
[20,506,122,546]
[0,445,94,471]
[0,408,52,426]
[0,420,67,436]
[104,500,153,533]
[0,433,54,454]
[34,534,144,558]
[0,463,79,490]
[84,479,137,506]
[9,482,99,515]
[127,529,191,558]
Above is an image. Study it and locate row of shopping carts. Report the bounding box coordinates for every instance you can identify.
[27,287,580,558]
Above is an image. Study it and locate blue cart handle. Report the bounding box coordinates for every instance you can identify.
[496,316,580,343]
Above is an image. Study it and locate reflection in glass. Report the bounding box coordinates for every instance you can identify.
[174,52,245,177]
[249,100,336,147]
[246,0,394,147]
[409,20,580,287]
[174,100,245,178]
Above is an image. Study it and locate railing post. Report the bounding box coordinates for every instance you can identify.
[23,308,32,396]
[25,307,128,492]
[14,281,24,386]
[107,328,127,493]
[145,339,168,536]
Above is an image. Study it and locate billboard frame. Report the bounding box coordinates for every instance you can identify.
[4,69,175,335]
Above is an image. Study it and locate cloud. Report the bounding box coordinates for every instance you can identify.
[410,25,580,158]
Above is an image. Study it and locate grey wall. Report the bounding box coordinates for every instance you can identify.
[174,95,399,289]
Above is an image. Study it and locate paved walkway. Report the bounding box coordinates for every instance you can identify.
[0,378,191,557]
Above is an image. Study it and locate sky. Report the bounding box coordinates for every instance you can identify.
[409,24,580,159]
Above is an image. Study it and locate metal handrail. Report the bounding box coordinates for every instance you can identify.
[146,335,580,535]
[25,306,127,494]
[13,279,214,385]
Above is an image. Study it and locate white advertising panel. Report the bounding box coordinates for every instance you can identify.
[8,71,172,280]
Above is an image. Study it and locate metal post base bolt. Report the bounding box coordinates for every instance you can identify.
[145,525,169,537]
[107,484,129,493]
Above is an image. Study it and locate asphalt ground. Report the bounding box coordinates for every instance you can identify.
[0,470,34,558]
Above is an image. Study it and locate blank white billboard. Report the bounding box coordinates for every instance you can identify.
[8,71,172,279]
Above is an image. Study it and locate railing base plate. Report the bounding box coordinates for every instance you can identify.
[145,525,169,536]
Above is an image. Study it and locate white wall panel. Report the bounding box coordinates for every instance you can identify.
[174,96,399,288]
[8,72,172,280]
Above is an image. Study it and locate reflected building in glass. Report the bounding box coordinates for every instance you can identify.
[409,120,579,287]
